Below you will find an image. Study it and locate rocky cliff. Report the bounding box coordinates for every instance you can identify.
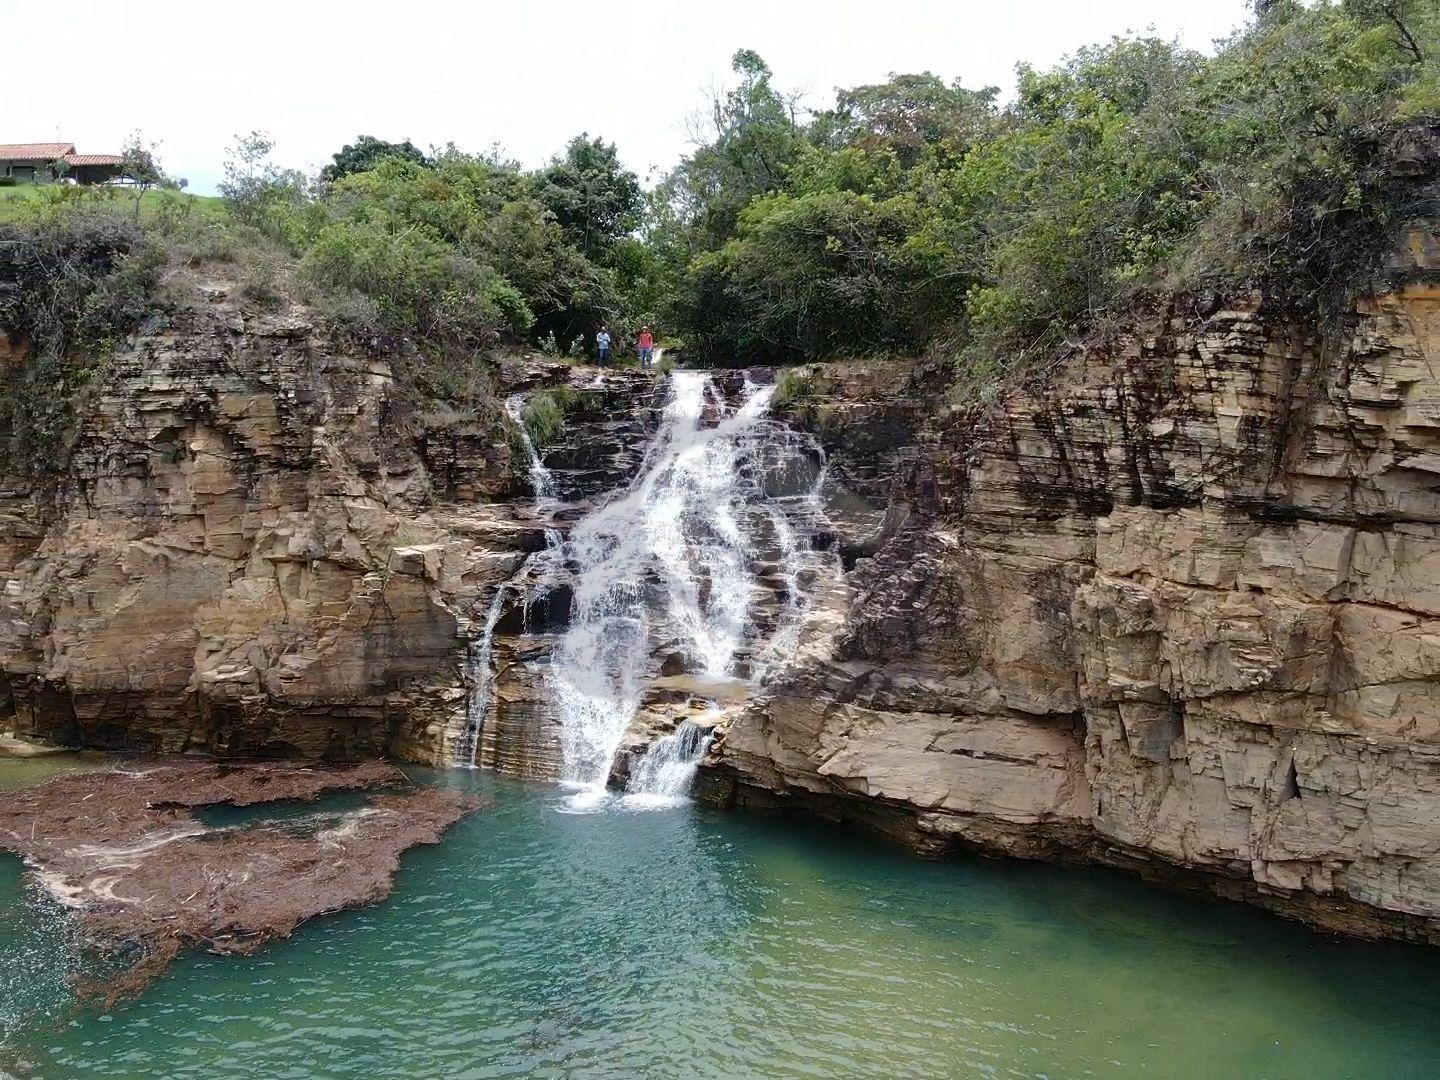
[706,217,1440,942]
[0,277,654,762]
[5,197,1440,945]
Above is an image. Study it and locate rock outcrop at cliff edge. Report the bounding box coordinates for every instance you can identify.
[0,273,666,763]
[712,217,1440,940]
[0,276,532,759]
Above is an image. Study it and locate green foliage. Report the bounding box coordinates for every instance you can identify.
[320,135,430,184]
[652,52,994,362]
[652,5,1438,374]
[651,49,805,267]
[219,131,318,241]
[771,365,818,410]
[809,73,998,169]
[298,168,536,348]
[0,211,162,475]
[7,2,1425,436]
[678,188,946,361]
[1163,1,1430,314]
[217,141,639,352]
[957,36,1206,367]
[535,135,641,260]
[521,385,578,447]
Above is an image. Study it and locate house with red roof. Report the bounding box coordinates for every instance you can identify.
[0,142,126,185]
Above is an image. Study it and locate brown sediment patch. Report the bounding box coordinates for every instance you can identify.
[0,760,486,1003]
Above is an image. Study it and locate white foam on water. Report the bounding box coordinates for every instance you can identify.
[624,720,714,808]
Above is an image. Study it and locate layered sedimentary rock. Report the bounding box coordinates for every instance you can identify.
[0,277,655,762]
[709,217,1440,940]
[5,158,1440,944]
[0,759,484,999]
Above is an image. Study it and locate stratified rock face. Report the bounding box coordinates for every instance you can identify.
[0,280,656,761]
[714,225,1440,941]
[7,209,1440,944]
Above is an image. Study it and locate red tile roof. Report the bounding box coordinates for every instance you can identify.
[63,154,124,167]
[0,142,76,160]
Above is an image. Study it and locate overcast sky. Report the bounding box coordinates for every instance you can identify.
[7,0,1253,195]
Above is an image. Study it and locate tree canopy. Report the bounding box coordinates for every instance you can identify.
[11,2,1435,391]
[650,1,1439,368]
[320,136,431,184]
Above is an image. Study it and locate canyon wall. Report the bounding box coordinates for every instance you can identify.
[0,279,652,762]
[3,153,1439,943]
[707,220,1440,941]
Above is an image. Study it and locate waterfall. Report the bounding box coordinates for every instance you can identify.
[454,394,560,767]
[547,370,833,809]
[455,586,509,767]
[505,393,556,503]
[624,720,714,808]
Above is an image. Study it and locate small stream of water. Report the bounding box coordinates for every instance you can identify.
[455,393,561,768]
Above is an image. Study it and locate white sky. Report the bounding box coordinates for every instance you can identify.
[6,0,1253,195]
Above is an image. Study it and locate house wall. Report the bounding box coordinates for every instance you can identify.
[1,159,63,184]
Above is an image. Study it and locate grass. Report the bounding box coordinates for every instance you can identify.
[0,185,226,224]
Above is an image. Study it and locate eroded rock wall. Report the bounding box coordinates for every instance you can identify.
[6,210,1440,944]
[0,280,657,761]
[711,231,1440,940]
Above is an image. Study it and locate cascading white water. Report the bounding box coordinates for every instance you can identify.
[505,393,557,503]
[455,587,509,767]
[749,426,836,681]
[455,370,836,803]
[624,719,714,808]
[454,394,560,767]
[548,370,834,809]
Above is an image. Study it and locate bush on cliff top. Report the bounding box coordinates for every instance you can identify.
[652,1,1440,370]
[521,385,579,449]
[4,0,1435,427]
[0,212,163,477]
[225,137,646,357]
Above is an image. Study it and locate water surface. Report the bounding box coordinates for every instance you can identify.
[2,766,1438,1078]
[0,750,108,792]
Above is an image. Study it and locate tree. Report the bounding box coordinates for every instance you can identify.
[119,132,168,221]
[219,131,313,238]
[534,135,641,261]
[652,49,805,260]
[811,73,999,168]
[320,135,431,184]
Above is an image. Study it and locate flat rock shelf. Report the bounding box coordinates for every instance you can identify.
[0,759,485,1006]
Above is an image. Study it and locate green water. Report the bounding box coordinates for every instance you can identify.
[2,766,1439,1079]
[0,750,108,792]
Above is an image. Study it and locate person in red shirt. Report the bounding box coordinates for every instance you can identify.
[637,327,655,370]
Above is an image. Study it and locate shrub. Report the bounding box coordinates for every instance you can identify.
[653,5,1439,374]
[299,216,533,347]
[0,212,162,475]
[771,365,818,410]
[521,385,579,447]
